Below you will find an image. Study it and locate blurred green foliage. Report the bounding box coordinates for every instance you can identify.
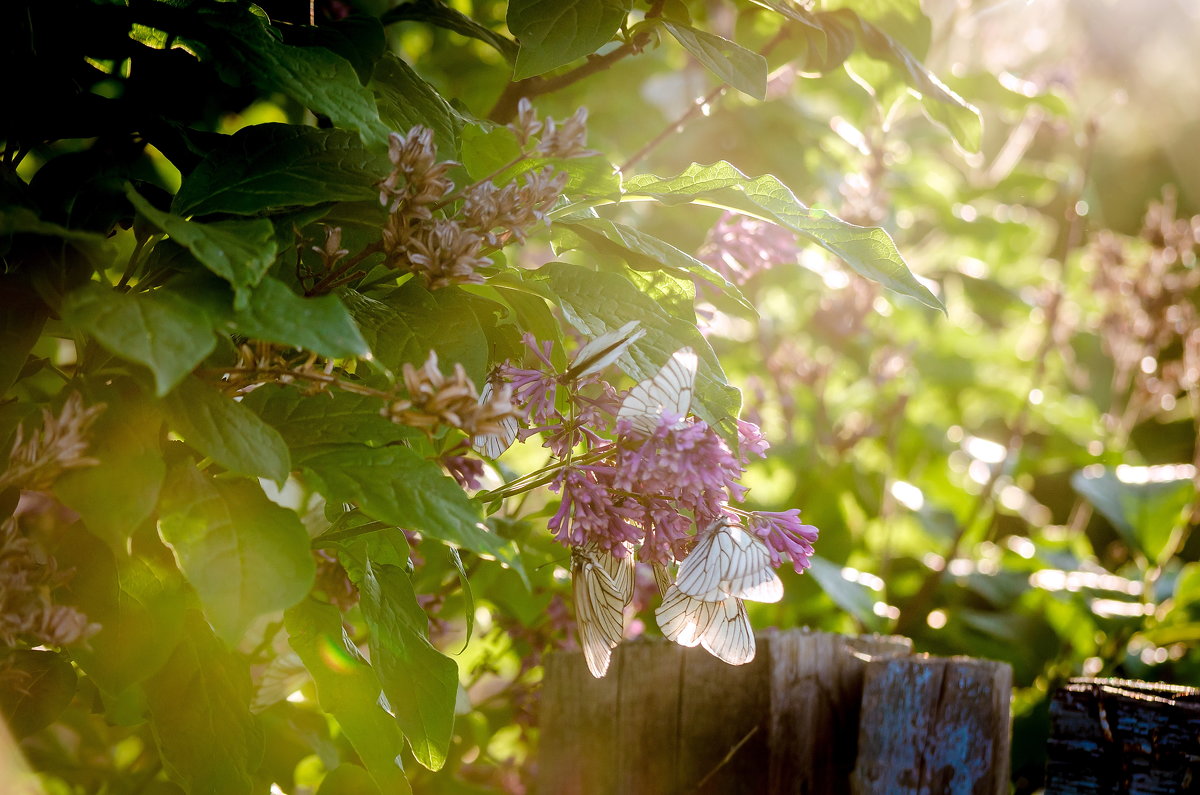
[2,1,1199,793]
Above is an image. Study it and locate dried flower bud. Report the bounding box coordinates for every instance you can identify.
[384,351,519,436]
[536,107,595,159]
[0,393,104,492]
[402,219,492,289]
[509,97,544,145]
[312,226,349,270]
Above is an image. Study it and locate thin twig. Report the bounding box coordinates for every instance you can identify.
[691,725,760,793]
[306,241,383,296]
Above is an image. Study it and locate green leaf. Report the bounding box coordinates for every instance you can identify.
[382,1,518,63]
[372,54,465,157]
[831,10,980,151]
[285,598,410,795]
[197,4,389,146]
[158,462,315,645]
[127,188,278,307]
[144,612,265,795]
[297,445,523,578]
[55,384,165,549]
[233,277,370,360]
[557,218,755,315]
[624,161,944,311]
[532,262,741,443]
[0,650,77,738]
[54,530,187,696]
[661,22,767,100]
[0,277,48,398]
[508,0,630,80]
[61,282,217,396]
[173,125,388,217]
[241,385,416,455]
[806,554,884,630]
[359,560,459,770]
[345,282,489,384]
[1071,468,1196,564]
[317,764,385,795]
[163,377,291,485]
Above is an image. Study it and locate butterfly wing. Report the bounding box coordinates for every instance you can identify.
[652,561,674,597]
[564,321,646,381]
[722,524,783,604]
[471,381,519,458]
[655,585,716,647]
[573,546,630,678]
[699,597,756,665]
[674,526,725,601]
[616,348,698,436]
[250,652,309,714]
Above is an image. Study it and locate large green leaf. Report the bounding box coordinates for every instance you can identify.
[317,764,385,795]
[0,650,77,738]
[661,22,767,100]
[297,445,523,577]
[531,262,741,442]
[61,282,217,396]
[1071,468,1196,565]
[285,599,411,794]
[158,462,315,645]
[345,282,489,384]
[371,54,465,157]
[0,277,48,398]
[359,560,459,771]
[144,612,265,795]
[233,277,370,360]
[241,385,416,455]
[624,161,944,311]
[197,4,389,146]
[557,217,754,315]
[127,188,278,307]
[163,377,291,485]
[382,1,518,63]
[55,530,187,697]
[508,0,630,79]
[55,384,165,549]
[173,125,387,217]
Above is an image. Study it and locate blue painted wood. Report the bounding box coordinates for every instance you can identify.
[852,655,1012,795]
[1045,678,1200,795]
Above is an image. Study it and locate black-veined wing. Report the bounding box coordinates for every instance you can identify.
[250,652,309,714]
[652,561,674,597]
[470,381,519,458]
[675,517,783,604]
[616,348,698,436]
[655,585,755,665]
[572,544,632,678]
[562,320,646,382]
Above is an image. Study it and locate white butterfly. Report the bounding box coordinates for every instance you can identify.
[470,380,520,458]
[616,347,698,436]
[562,320,646,382]
[655,585,755,665]
[674,516,783,604]
[250,652,310,714]
[652,560,674,598]
[572,543,635,678]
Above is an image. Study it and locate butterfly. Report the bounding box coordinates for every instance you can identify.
[616,347,698,436]
[572,543,635,678]
[562,320,646,382]
[250,652,310,714]
[655,585,755,665]
[674,516,783,604]
[471,379,520,458]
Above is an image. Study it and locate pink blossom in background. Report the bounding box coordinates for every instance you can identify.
[698,211,800,284]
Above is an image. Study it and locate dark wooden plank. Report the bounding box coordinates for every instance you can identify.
[768,629,912,794]
[852,655,1012,795]
[614,638,685,794]
[1044,678,1200,795]
[677,640,770,793]
[536,647,620,795]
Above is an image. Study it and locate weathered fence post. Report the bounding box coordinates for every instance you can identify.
[852,655,1013,795]
[1044,677,1200,794]
[537,629,1019,795]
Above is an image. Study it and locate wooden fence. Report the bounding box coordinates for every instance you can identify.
[538,629,1013,794]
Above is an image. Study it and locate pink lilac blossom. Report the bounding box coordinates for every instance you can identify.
[698,211,800,284]
[441,454,484,490]
[747,509,819,573]
[547,466,643,552]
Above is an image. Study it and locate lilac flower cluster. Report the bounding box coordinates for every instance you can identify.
[481,333,818,574]
[697,211,801,285]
